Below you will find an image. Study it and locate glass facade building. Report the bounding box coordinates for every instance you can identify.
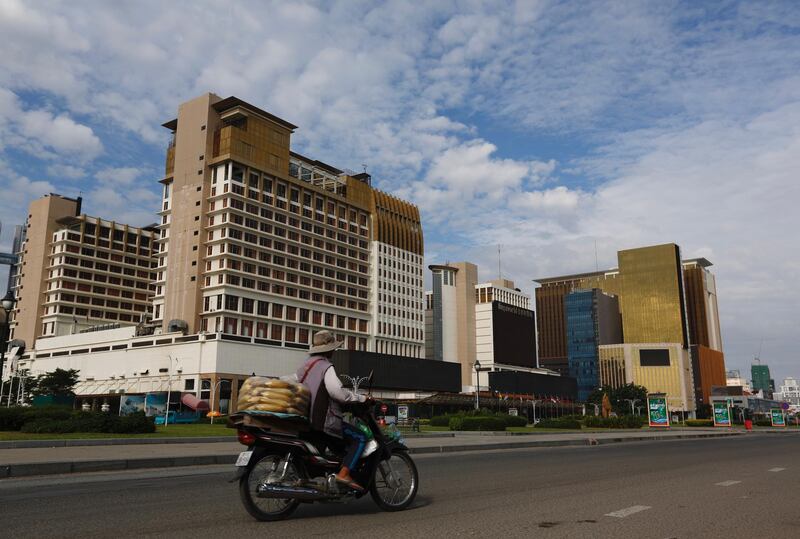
[565,290,599,401]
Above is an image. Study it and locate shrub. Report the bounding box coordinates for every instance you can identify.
[0,406,74,431]
[584,415,647,429]
[430,415,452,427]
[20,411,155,434]
[685,419,713,427]
[502,415,528,428]
[535,418,582,429]
[754,419,773,427]
[448,416,507,431]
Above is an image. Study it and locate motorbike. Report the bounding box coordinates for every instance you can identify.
[230,392,418,521]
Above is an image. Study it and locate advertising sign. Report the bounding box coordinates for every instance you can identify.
[397,405,409,421]
[647,395,670,428]
[770,408,786,427]
[119,395,146,416]
[145,392,167,417]
[712,402,732,427]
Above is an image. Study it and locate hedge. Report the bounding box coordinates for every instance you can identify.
[754,419,773,427]
[449,416,507,431]
[0,406,74,431]
[430,415,451,427]
[685,419,713,427]
[535,418,581,429]
[20,412,155,434]
[583,415,647,429]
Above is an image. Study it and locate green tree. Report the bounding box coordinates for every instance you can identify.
[31,368,80,397]
[585,384,648,415]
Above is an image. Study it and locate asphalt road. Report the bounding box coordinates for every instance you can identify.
[2,434,798,538]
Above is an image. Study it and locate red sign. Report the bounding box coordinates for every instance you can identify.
[380,404,388,414]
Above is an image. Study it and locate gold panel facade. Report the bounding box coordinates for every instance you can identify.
[582,244,687,346]
[598,345,627,388]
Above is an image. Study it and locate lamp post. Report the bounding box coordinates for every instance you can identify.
[163,356,179,426]
[624,398,640,416]
[473,361,481,410]
[0,291,17,406]
[209,379,230,424]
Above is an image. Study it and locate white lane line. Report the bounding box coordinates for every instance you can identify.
[715,480,742,487]
[605,505,652,518]
[768,467,786,472]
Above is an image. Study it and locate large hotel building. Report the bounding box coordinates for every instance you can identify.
[154,94,424,358]
[535,243,726,414]
[10,194,157,346]
[3,93,439,411]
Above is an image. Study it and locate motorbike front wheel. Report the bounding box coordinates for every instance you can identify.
[369,451,418,511]
[239,453,302,521]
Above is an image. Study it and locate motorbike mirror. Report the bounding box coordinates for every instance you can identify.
[367,370,374,392]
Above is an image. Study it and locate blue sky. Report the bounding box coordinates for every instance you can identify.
[0,0,798,383]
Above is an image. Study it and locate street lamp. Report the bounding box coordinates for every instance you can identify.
[209,379,230,424]
[0,291,17,406]
[163,356,179,426]
[473,361,481,410]
[623,398,640,416]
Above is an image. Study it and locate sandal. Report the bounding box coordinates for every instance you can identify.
[335,476,365,492]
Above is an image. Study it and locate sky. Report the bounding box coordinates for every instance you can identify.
[0,0,798,383]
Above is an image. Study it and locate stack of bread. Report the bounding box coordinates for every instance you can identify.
[237,377,310,417]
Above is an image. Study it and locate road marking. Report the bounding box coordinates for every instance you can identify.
[768,467,786,472]
[605,505,652,518]
[715,480,741,487]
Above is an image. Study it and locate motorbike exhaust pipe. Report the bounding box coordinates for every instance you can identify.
[256,483,329,501]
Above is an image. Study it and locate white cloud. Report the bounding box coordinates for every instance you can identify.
[0,1,798,381]
[95,167,146,185]
[46,164,86,179]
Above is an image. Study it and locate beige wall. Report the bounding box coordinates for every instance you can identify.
[12,194,80,348]
[162,93,222,332]
[453,261,478,390]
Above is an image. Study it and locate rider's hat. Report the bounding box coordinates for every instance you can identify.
[309,330,343,354]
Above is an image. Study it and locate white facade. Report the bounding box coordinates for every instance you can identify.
[774,377,800,405]
[369,241,424,358]
[726,369,752,392]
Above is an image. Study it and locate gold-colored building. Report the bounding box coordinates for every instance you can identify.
[599,343,694,412]
[536,243,726,413]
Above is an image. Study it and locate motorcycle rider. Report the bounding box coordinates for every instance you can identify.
[286,330,369,492]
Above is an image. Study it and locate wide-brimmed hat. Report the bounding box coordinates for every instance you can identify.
[309,330,343,354]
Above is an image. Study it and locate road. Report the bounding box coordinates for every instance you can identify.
[2,434,798,538]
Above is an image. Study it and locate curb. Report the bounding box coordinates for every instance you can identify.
[0,436,235,450]
[0,431,742,479]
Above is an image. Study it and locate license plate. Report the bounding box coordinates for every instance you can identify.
[235,451,253,467]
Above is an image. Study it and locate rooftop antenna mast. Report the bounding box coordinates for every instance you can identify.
[594,239,599,271]
[497,244,502,279]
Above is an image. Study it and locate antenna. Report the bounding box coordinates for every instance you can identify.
[594,239,599,271]
[755,338,763,362]
[361,163,368,174]
[497,244,503,279]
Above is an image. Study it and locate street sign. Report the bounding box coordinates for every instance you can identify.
[647,395,670,428]
[770,408,786,427]
[781,402,790,411]
[397,405,409,420]
[712,401,732,427]
[380,403,388,414]
[508,408,518,416]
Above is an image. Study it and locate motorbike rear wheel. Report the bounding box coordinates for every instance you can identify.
[369,451,418,511]
[239,453,302,521]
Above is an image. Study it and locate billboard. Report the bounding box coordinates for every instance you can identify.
[119,395,146,416]
[145,392,167,417]
[770,408,786,427]
[491,301,537,368]
[647,395,670,428]
[712,401,731,427]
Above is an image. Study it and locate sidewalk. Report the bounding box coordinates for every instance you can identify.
[0,429,746,479]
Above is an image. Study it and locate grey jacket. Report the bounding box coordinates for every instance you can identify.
[295,356,364,439]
